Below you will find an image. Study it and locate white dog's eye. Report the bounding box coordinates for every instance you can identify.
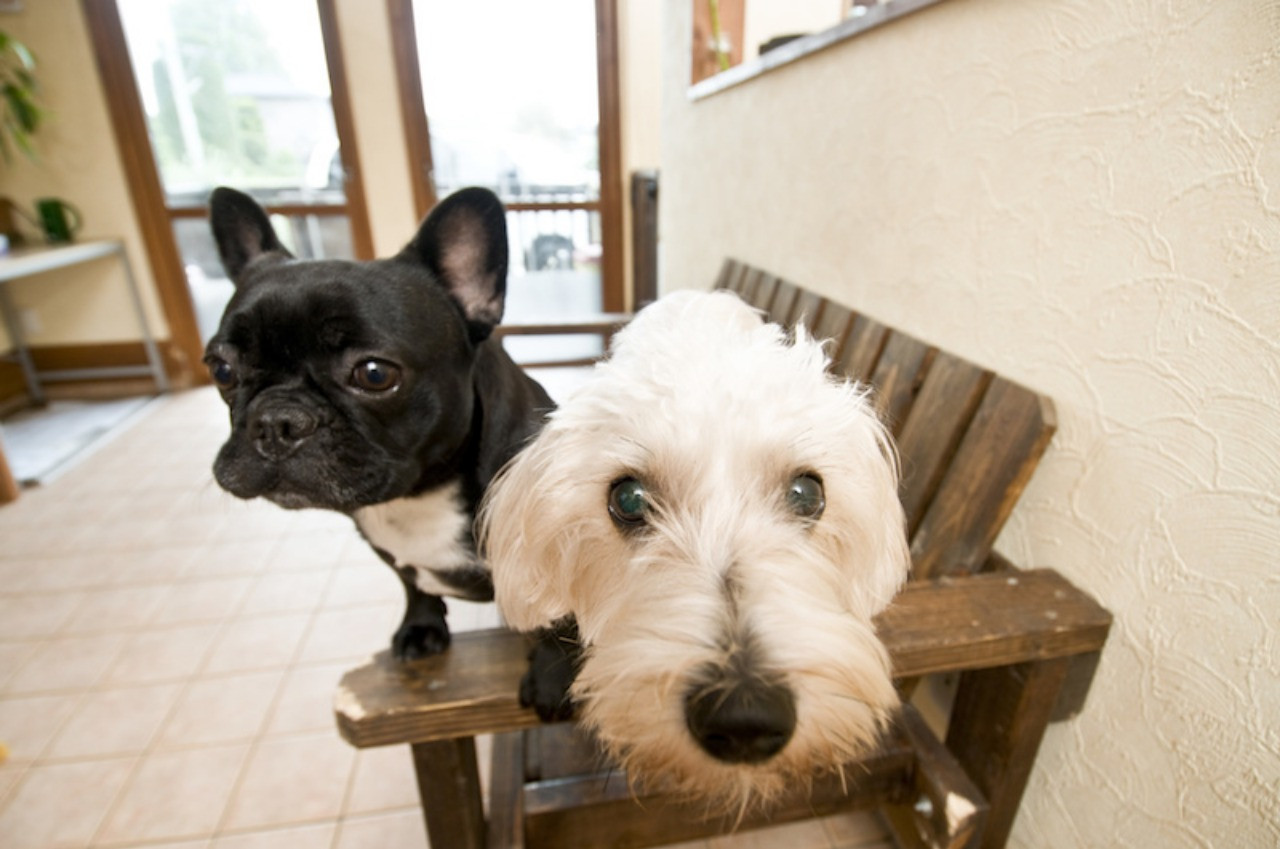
[608,477,650,528]
[787,474,825,521]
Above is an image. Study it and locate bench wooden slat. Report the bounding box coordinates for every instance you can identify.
[712,260,736,291]
[748,271,780,312]
[719,260,748,293]
[791,289,825,333]
[897,352,994,535]
[838,313,890,383]
[868,331,936,436]
[812,299,855,365]
[335,569,1109,749]
[767,279,800,325]
[909,378,1057,579]
[738,266,765,303]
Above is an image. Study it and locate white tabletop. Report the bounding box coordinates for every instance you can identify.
[0,240,123,283]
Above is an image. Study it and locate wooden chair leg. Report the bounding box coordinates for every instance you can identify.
[487,731,527,849]
[881,705,987,849]
[412,738,486,849]
[944,657,1071,849]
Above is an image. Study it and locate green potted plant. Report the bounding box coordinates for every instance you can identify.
[0,30,43,163]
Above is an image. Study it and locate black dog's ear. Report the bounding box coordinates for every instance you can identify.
[209,187,293,283]
[402,187,508,342]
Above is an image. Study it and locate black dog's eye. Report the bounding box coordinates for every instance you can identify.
[207,358,236,390]
[786,474,825,521]
[351,359,402,393]
[608,477,650,528]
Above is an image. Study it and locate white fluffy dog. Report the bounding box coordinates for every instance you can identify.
[479,289,910,811]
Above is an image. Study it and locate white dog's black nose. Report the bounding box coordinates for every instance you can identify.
[251,406,318,458]
[684,678,796,764]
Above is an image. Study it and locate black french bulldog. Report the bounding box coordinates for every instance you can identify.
[203,186,558,669]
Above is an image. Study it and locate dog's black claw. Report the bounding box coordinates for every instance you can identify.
[391,621,451,661]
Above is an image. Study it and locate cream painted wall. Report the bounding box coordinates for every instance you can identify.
[618,0,663,306]
[660,0,1279,846]
[0,1,167,348]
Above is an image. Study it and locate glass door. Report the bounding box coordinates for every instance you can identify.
[407,0,622,366]
[114,0,371,343]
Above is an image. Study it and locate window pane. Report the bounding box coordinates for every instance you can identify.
[501,207,604,362]
[118,0,343,207]
[177,213,353,344]
[413,0,600,202]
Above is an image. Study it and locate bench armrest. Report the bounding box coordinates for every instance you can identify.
[335,567,1111,749]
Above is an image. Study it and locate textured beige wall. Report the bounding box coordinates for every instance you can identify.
[660,0,1279,845]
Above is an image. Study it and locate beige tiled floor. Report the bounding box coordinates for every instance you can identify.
[0,387,891,848]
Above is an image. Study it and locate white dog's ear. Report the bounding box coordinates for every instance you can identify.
[477,430,578,631]
[841,409,913,617]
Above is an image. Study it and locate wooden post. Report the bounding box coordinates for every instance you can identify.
[945,658,1072,848]
[412,738,486,849]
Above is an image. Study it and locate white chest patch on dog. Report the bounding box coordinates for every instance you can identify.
[353,481,477,596]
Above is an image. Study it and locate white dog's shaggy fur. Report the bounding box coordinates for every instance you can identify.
[479,290,910,811]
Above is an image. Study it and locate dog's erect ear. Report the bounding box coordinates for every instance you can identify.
[209,187,293,283]
[402,187,508,343]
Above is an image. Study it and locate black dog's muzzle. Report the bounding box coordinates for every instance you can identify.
[245,390,325,461]
[251,404,319,460]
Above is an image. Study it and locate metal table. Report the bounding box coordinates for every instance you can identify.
[0,239,169,404]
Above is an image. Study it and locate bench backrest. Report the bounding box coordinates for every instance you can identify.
[715,259,1056,580]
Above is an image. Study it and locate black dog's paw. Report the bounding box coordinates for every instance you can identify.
[390,578,450,661]
[520,620,581,722]
[391,618,451,661]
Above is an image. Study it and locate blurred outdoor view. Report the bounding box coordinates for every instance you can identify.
[415,0,606,363]
[117,0,608,358]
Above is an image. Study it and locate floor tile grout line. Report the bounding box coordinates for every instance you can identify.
[0,752,32,822]
[84,532,272,849]
[85,661,217,846]
[67,752,149,849]
[81,399,226,849]
[209,555,345,840]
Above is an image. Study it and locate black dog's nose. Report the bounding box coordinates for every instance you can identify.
[251,406,318,458]
[685,678,796,764]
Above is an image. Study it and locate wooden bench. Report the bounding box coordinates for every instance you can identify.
[335,259,1112,849]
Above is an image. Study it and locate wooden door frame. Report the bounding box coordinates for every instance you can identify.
[316,0,375,262]
[82,0,203,386]
[386,0,626,313]
[81,0,375,388]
